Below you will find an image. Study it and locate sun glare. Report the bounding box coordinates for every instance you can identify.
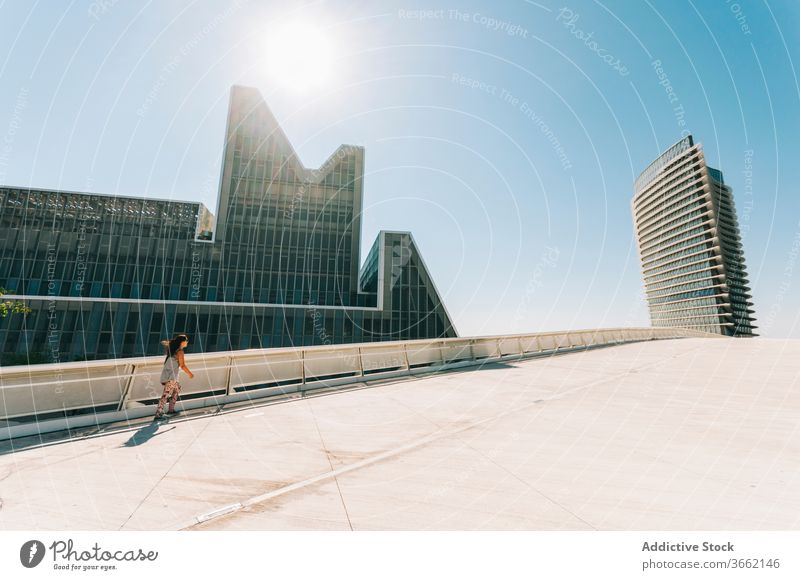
[265,21,334,92]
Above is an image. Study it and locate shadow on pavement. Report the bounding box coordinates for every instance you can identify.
[121,422,176,447]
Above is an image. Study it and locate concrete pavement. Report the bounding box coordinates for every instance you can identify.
[1,337,798,530]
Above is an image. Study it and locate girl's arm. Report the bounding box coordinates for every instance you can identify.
[177,350,195,379]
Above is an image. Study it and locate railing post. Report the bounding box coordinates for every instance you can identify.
[116,363,137,412]
[357,347,364,377]
[224,355,234,397]
[300,348,306,386]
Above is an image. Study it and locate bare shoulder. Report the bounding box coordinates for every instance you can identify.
[177,350,185,363]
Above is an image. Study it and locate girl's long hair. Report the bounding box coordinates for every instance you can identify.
[164,334,189,361]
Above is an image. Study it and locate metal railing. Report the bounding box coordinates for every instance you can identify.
[0,327,719,441]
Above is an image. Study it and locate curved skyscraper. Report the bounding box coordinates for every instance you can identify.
[632,135,756,336]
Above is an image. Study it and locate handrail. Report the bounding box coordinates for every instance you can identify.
[0,327,721,441]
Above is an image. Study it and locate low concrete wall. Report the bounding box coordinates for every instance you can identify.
[0,327,719,440]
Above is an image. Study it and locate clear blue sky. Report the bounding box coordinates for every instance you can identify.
[1,0,799,338]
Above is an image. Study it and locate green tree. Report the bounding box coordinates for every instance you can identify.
[0,287,31,317]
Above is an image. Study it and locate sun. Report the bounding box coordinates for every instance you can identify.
[265,21,335,92]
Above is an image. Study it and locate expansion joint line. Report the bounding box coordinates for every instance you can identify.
[307,399,354,531]
[118,415,217,530]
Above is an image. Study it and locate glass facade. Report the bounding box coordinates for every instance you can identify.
[632,135,756,336]
[0,86,457,364]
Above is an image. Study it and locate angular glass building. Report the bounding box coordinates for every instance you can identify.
[0,86,457,363]
[632,135,756,336]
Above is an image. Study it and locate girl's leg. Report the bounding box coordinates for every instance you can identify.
[167,381,180,413]
[155,383,170,417]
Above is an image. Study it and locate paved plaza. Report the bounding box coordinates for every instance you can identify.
[1,338,798,530]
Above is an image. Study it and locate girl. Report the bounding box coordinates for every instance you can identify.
[155,334,194,419]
